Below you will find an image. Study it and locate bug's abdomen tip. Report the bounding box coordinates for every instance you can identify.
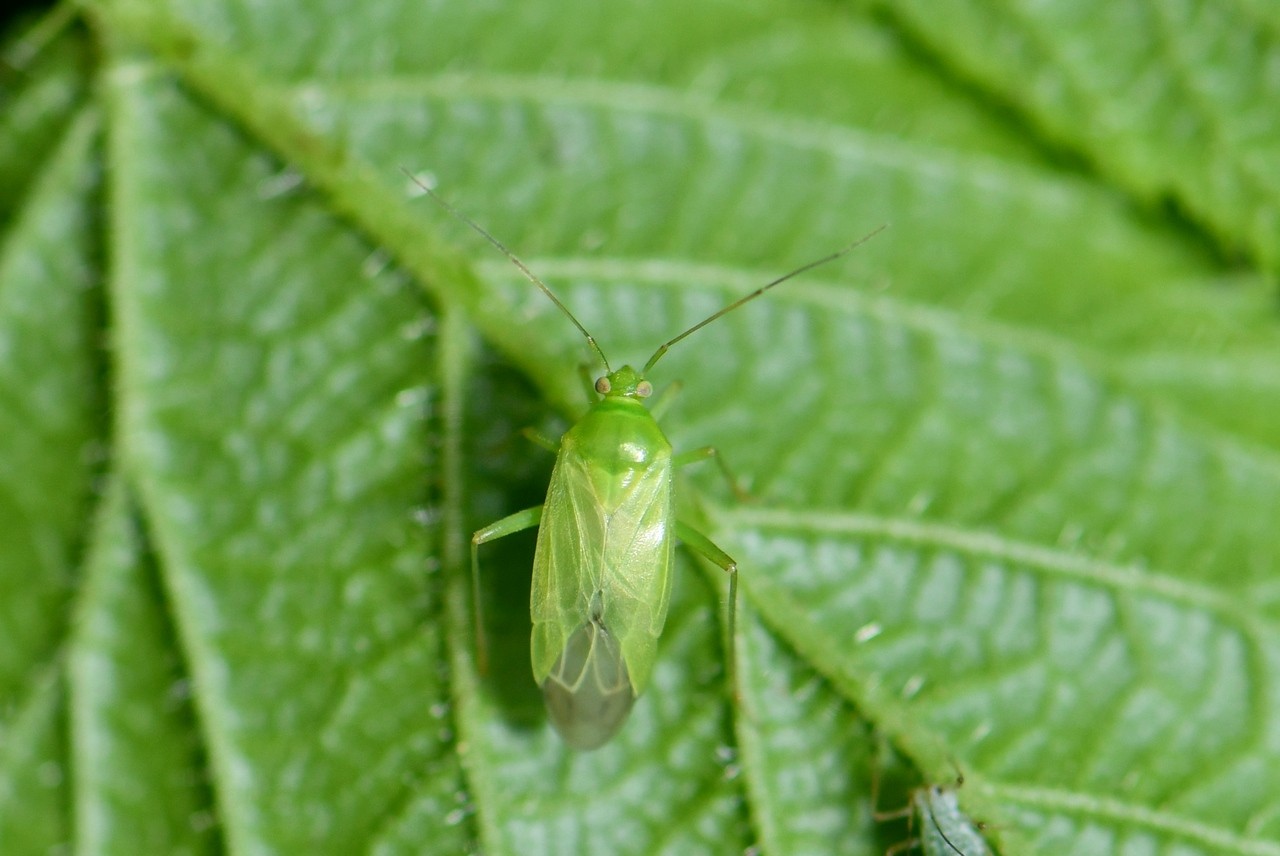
[541,620,636,750]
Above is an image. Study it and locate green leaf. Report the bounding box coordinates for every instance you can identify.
[877,0,1280,275]
[0,2,91,225]
[68,478,217,854]
[2,1,1278,854]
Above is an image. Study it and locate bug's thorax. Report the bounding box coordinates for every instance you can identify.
[561,365,673,473]
[560,399,672,508]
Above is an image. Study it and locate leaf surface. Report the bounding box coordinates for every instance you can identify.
[1,1,1277,854]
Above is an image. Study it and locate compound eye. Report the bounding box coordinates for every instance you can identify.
[636,380,653,398]
[595,377,611,394]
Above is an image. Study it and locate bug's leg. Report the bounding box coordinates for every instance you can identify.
[655,384,749,500]
[520,426,559,453]
[876,791,921,856]
[885,837,923,856]
[675,521,740,700]
[673,445,752,502]
[578,363,600,402]
[472,506,544,674]
[649,379,683,420]
[871,798,915,822]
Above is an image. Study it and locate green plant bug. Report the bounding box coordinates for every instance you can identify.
[412,172,882,749]
[877,774,991,856]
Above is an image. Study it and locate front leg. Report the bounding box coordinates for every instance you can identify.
[472,506,545,673]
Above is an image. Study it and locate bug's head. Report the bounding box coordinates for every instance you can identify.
[595,365,653,401]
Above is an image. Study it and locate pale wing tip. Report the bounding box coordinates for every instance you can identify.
[541,619,637,750]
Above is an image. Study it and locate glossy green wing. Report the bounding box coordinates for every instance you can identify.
[530,446,674,696]
[593,448,675,696]
[529,451,603,685]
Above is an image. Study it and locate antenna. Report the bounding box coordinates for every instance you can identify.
[641,225,887,375]
[403,169,611,373]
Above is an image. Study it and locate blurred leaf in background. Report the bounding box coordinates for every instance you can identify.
[2,0,1278,854]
